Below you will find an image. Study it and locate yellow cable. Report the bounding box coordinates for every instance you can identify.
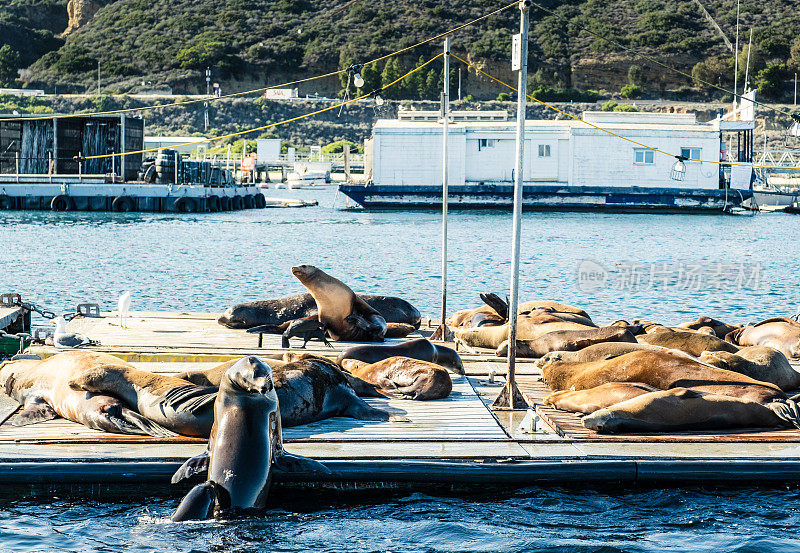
[451,53,778,170]
[1,1,520,124]
[81,53,444,160]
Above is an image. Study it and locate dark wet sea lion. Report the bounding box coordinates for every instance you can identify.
[447,298,592,329]
[0,353,175,437]
[534,342,666,369]
[677,316,740,338]
[455,317,596,350]
[545,382,658,414]
[341,356,452,400]
[68,361,217,437]
[541,349,782,393]
[726,318,800,359]
[281,317,332,349]
[171,357,328,521]
[495,326,636,358]
[291,264,388,341]
[636,330,739,356]
[699,346,800,391]
[218,293,421,331]
[582,388,789,434]
[177,355,392,427]
[337,338,464,374]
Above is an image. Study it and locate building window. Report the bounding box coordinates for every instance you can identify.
[538,144,551,157]
[634,148,654,165]
[478,138,496,150]
[681,147,701,160]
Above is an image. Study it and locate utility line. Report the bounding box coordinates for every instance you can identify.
[80,53,444,160]
[0,0,521,123]
[452,53,779,170]
[526,0,800,123]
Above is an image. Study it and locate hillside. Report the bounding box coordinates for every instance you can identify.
[6,0,800,100]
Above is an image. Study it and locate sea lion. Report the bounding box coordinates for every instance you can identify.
[636,330,739,356]
[455,317,596,350]
[218,293,421,331]
[281,317,332,349]
[170,357,328,521]
[177,355,392,427]
[0,353,174,437]
[544,383,658,414]
[582,388,790,434]
[534,342,666,369]
[291,264,388,341]
[340,356,452,400]
[447,296,592,329]
[726,318,800,359]
[541,349,782,393]
[68,360,217,437]
[337,338,464,374]
[699,346,800,391]
[495,326,636,358]
[677,316,740,338]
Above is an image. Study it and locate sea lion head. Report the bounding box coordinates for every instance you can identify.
[68,367,125,393]
[698,350,735,370]
[224,356,275,396]
[291,264,319,283]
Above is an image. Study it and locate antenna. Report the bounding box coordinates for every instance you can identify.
[733,0,740,108]
[743,28,753,92]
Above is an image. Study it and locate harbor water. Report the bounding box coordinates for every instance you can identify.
[2,186,800,552]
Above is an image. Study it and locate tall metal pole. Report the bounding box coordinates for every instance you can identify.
[494,0,530,410]
[733,0,740,110]
[97,60,101,95]
[794,73,797,107]
[433,37,453,342]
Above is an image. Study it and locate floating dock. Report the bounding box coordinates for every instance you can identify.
[3,311,800,495]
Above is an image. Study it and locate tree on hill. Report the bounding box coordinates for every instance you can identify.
[0,45,21,86]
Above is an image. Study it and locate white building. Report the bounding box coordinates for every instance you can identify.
[366,111,722,190]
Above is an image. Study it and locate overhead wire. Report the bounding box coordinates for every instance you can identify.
[0,0,521,123]
[451,53,780,170]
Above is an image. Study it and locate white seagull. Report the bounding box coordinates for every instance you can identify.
[118,291,131,329]
[53,316,99,349]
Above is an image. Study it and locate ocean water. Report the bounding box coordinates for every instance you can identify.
[2,186,800,552]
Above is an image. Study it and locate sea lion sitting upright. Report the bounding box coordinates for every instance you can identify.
[636,330,739,356]
[171,357,328,521]
[177,355,392,427]
[337,338,464,374]
[495,326,636,358]
[340,356,453,400]
[291,264,387,342]
[582,388,791,434]
[726,317,800,359]
[0,352,175,437]
[699,346,800,391]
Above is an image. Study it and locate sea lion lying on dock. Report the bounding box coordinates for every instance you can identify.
[218,292,421,333]
[725,318,800,359]
[177,355,392,427]
[337,338,464,374]
[534,342,666,369]
[455,316,596,350]
[677,316,740,338]
[339,356,453,400]
[0,352,175,437]
[447,296,593,329]
[698,346,800,391]
[545,382,658,415]
[582,388,794,434]
[494,326,636,358]
[171,357,328,521]
[636,330,739,356]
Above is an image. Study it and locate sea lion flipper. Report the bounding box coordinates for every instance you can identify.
[92,406,178,437]
[480,293,509,320]
[768,399,800,429]
[171,450,211,484]
[170,481,218,522]
[162,385,218,413]
[11,399,57,426]
[273,452,331,475]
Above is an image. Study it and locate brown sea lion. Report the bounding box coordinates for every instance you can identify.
[0,352,174,437]
[698,346,800,391]
[171,357,328,521]
[544,382,658,414]
[541,349,782,393]
[677,316,741,338]
[340,356,452,400]
[447,297,592,329]
[534,342,666,369]
[177,355,392,427]
[68,360,217,437]
[291,264,388,341]
[455,317,595,350]
[726,318,800,359]
[636,330,739,356]
[495,326,636,358]
[336,338,464,374]
[582,388,790,434]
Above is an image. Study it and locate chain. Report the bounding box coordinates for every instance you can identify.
[4,298,80,321]
[0,329,32,355]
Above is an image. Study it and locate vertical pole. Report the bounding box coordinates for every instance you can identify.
[53,117,58,175]
[344,146,351,182]
[733,0,740,110]
[495,0,530,410]
[174,151,179,184]
[120,114,126,180]
[795,73,797,107]
[433,37,453,342]
[458,67,462,101]
[97,60,101,95]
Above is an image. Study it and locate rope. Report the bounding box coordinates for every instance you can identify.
[80,53,444,160]
[0,0,521,124]
[451,53,779,170]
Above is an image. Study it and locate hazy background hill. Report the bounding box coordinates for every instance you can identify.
[2,0,800,101]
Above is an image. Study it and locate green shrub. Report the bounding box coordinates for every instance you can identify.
[601,100,618,111]
[321,140,361,154]
[620,84,642,99]
[496,92,510,101]
[613,103,638,112]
